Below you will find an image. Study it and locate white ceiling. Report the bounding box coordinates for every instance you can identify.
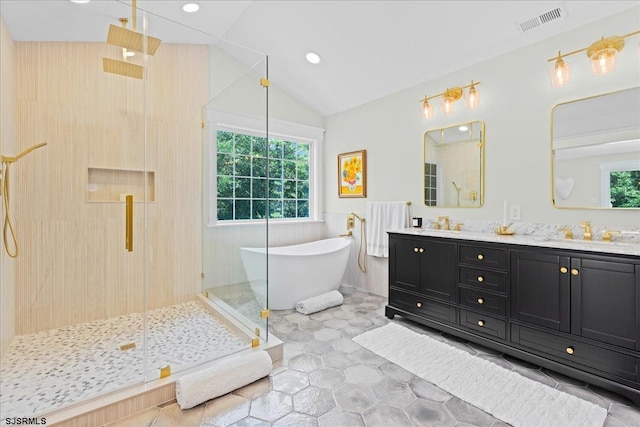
[1,0,637,116]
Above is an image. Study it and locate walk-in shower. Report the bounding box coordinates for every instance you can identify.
[0,1,270,423]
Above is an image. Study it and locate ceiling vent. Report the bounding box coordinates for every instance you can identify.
[515,5,567,33]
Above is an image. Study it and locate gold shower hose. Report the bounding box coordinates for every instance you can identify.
[1,142,48,258]
[349,213,367,274]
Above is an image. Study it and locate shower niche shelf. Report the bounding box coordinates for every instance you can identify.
[87,167,155,202]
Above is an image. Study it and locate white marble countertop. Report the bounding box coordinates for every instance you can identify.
[390,228,640,257]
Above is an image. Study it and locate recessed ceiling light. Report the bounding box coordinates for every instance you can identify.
[458,125,468,132]
[182,3,200,13]
[306,52,321,64]
[70,0,91,3]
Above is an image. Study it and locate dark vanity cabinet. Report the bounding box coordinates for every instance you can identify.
[386,232,640,405]
[388,235,457,324]
[511,249,639,350]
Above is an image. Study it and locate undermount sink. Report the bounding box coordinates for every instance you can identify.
[418,228,461,233]
[542,237,634,247]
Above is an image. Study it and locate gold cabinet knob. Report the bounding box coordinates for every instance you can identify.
[477,320,485,327]
[560,267,568,274]
[566,346,574,355]
[419,248,425,253]
[416,302,422,308]
[571,269,579,276]
[413,247,419,253]
[477,298,484,304]
[477,254,484,260]
[477,276,484,282]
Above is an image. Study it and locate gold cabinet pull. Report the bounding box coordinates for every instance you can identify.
[125,195,133,252]
[413,247,419,253]
[571,268,579,276]
[477,298,484,304]
[477,276,484,282]
[416,302,422,308]
[477,320,485,327]
[560,267,568,274]
[566,346,574,355]
[419,248,424,253]
[477,254,484,260]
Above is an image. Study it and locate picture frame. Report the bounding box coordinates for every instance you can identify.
[338,149,367,198]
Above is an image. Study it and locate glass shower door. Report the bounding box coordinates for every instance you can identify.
[202,40,270,345]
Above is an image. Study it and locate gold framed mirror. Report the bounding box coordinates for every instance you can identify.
[423,120,485,207]
[551,87,640,209]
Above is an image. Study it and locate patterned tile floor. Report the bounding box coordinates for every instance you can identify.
[108,286,640,427]
[0,301,249,418]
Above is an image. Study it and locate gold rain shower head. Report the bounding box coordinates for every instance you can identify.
[103,0,162,79]
[106,24,161,56]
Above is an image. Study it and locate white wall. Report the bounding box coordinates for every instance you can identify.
[325,8,639,226]
[324,8,640,295]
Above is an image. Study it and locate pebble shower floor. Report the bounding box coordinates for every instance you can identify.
[0,301,249,417]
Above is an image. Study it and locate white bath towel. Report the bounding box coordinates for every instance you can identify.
[175,350,272,409]
[296,290,344,315]
[366,201,410,257]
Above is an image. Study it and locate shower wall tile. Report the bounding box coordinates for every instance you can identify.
[0,16,17,358]
[12,42,209,334]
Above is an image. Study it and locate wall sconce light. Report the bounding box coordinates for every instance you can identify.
[548,30,639,87]
[420,81,480,119]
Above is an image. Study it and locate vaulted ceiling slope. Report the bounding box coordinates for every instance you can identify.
[1,0,637,116]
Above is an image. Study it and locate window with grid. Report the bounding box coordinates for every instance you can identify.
[424,162,438,206]
[216,130,311,221]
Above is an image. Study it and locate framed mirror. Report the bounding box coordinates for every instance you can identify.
[423,120,485,207]
[552,87,640,209]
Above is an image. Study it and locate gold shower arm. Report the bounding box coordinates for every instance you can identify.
[1,142,47,164]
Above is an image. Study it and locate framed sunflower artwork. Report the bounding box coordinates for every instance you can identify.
[338,150,366,198]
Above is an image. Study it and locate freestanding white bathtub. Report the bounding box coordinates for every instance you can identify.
[240,237,352,310]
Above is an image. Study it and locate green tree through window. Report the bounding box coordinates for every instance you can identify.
[610,170,640,208]
[216,130,311,220]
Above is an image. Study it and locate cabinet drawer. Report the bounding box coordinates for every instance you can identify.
[459,287,506,316]
[459,244,506,270]
[511,325,638,381]
[460,309,506,340]
[389,288,456,324]
[459,266,506,293]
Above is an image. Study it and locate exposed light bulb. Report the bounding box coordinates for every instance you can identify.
[464,82,480,109]
[70,0,91,3]
[441,96,455,114]
[549,52,571,87]
[422,98,433,119]
[590,48,617,75]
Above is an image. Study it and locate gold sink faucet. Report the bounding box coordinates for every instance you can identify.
[602,230,620,242]
[453,222,464,231]
[580,221,592,241]
[437,216,450,230]
[558,227,573,239]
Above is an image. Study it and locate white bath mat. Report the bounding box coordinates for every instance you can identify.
[353,323,607,427]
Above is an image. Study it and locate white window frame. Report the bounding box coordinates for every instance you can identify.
[207,110,324,225]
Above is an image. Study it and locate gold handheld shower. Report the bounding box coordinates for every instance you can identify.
[1,142,48,258]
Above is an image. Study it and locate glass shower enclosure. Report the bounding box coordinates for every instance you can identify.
[0,0,268,421]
